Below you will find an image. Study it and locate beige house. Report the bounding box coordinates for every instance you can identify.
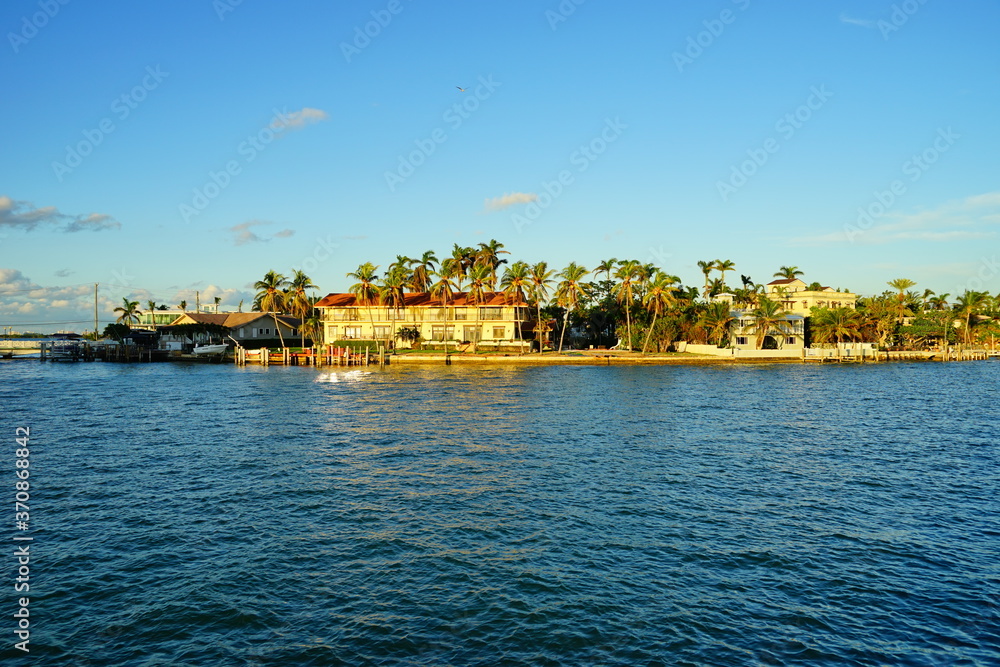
[315,292,533,350]
[167,312,301,347]
[766,278,857,315]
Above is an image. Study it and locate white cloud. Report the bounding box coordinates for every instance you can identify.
[270,107,329,133]
[791,192,1000,246]
[0,196,120,233]
[483,192,538,212]
[227,220,295,246]
[840,13,874,28]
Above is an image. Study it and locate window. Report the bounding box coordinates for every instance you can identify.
[493,327,506,339]
[454,309,468,321]
[239,328,245,338]
[786,337,796,345]
[431,325,454,341]
[736,336,748,346]
[480,307,503,320]
[373,326,390,339]
[463,326,481,342]
[344,326,361,339]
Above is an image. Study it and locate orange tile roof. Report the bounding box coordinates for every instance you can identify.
[315,291,529,308]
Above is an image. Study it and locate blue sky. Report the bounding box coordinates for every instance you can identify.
[1,0,998,331]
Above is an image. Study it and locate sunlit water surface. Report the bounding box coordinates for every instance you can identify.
[2,360,998,665]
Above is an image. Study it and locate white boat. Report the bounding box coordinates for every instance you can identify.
[191,344,228,356]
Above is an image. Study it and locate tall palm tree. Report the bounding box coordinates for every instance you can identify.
[288,269,318,347]
[887,278,917,325]
[475,239,509,290]
[254,270,290,347]
[430,264,458,352]
[614,259,641,351]
[697,260,717,299]
[749,296,790,349]
[114,298,142,328]
[449,244,476,288]
[379,266,408,350]
[774,266,804,281]
[641,272,678,354]
[146,300,157,328]
[715,259,736,289]
[594,258,618,284]
[529,261,554,352]
[466,264,491,351]
[501,261,531,345]
[554,262,591,352]
[410,250,438,293]
[954,290,988,346]
[347,262,380,345]
[179,300,187,311]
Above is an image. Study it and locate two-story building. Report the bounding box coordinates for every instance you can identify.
[314,291,533,351]
[766,279,857,315]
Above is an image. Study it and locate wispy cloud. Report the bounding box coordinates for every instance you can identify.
[483,192,538,212]
[270,107,329,133]
[54,269,74,278]
[792,192,1000,246]
[840,13,874,28]
[228,220,295,246]
[0,196,120,233]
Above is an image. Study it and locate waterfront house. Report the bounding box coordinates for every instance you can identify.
[766,279,857,315]
[162,312,302,348]
[314,291,534,351]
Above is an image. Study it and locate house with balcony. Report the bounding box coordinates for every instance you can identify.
[314,291,534,351]
[160,312,302,349]
[766,279,857,315]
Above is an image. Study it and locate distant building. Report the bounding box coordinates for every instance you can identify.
[163,312,301,348]
[766,278,857,315]
[314,291,533,350]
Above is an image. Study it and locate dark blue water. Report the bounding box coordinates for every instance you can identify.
[2,360,998,665]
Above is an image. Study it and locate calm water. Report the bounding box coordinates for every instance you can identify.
[2,359,998,666]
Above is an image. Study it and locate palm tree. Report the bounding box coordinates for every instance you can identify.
[697,260,717,298]
[774,266,804,281]
[410,250,438,293]
[749,297,790,349]
[346,262,380,345]
[529,261,555,352]
[613,260,641,351]
[641,272,678,354]
[475,239,509,290]
[301,311,322,346]
[887,278,917,325]
[593,258,618,284]
[700,301,735,347]
[179,300,187,311]
[379,266,408,350]
[811,307,862,347]
[554,262,591,352]
[288,269,318,347]
[715,259,735,289]
[146,300,157,328]
[114,298,142,328]
[254,270,290,347]
[954,290,988,346]
[466,264,491,351]
[430,264,459,352]
[449,244,475,289]
[213,296,222,313]
[501,261,531,346]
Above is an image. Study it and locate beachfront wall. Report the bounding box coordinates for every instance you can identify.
[766,279,857,316]
[315,292,533,350]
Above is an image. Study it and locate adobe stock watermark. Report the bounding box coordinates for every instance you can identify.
[340,0,414,63]
[673,0,751,73]
[717,85,833,202]
[953,255,999,296]
[213,0,243,21]
[179,108,304,223]
[878,0,930,40]
[7,0,70,54]
[511,117,627,233]
[545,0,586,31]
[384,75,501,192]
[845,127,959,243]
[51,65,169,183]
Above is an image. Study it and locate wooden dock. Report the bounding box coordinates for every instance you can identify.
[234,344,386,367]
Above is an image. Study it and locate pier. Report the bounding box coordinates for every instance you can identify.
[234,344,386,367]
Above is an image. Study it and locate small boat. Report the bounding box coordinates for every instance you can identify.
[191,343,228,356]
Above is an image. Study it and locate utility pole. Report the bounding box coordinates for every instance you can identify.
[94,283,99,339]
[196,291,200,313]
